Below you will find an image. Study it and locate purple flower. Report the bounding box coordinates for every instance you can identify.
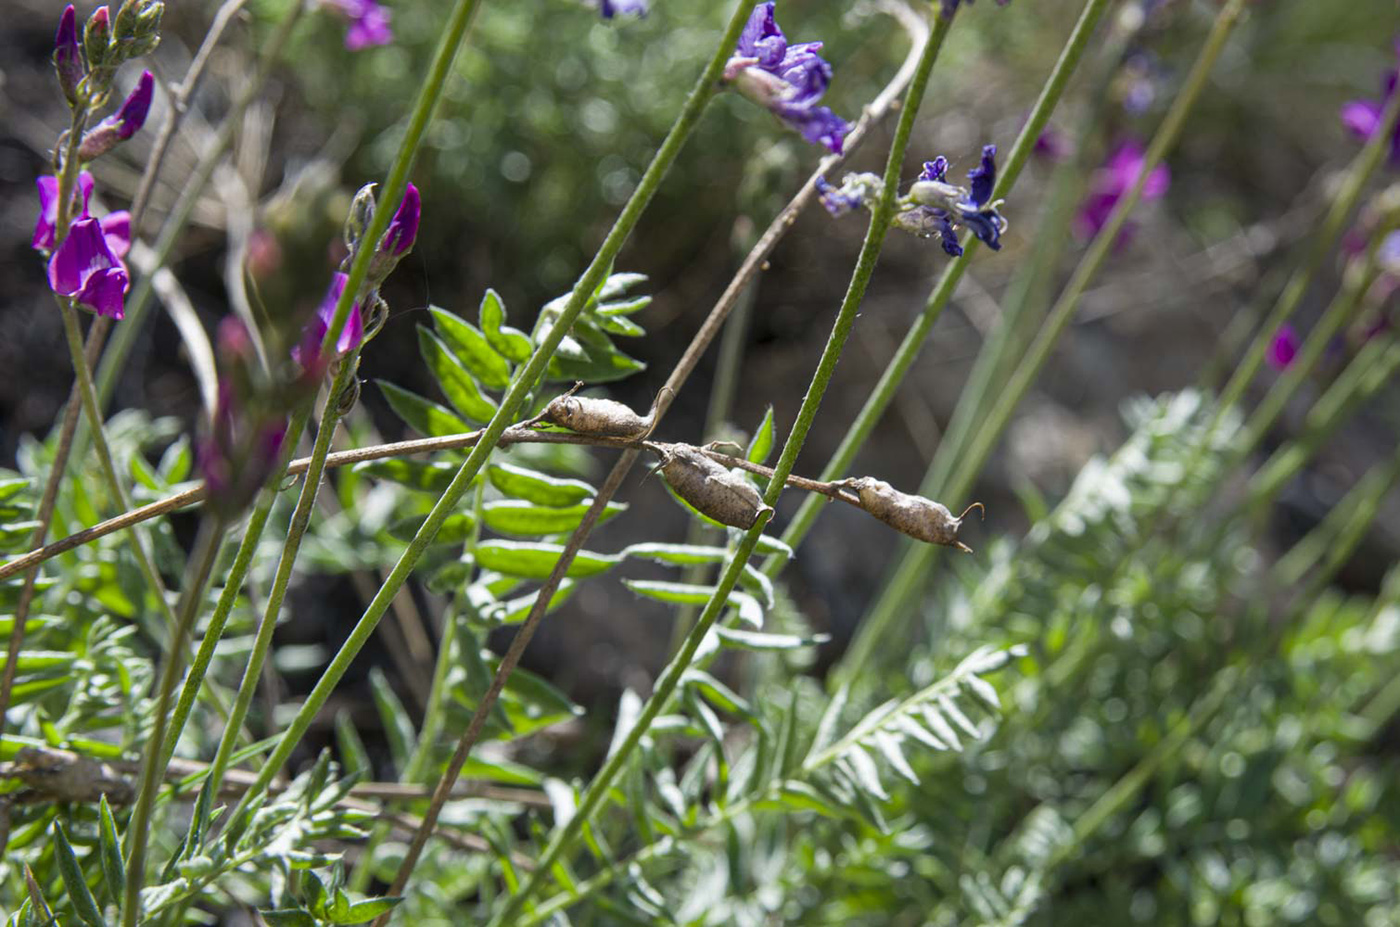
[78,70,154,160]
[1074,140,1170,244]
[908,145,1007,251]
[725,3,849,154]
[47,216,129,318]
[54,5,83,104]
[1267,324,1300,370]
[294,272,364,371]
[596,0,647,17]
[815,177,862,216]
[323,0,393,50]
[1340,42,1400,166]
[33,172,95,251]
[381,183,420,257]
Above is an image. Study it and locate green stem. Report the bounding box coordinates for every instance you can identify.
[195,372,354,814]
[489,11,955,924]
[120,515,226,927]
[838,0,1249,685]
[769,0,1113,572]
[222,0,742,852]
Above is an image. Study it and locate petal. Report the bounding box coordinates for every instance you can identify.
[1340,100,1383,140]
[339,306,365,355]
[780,104,848,154]
[1141,161,1171,200]
[737,3,782,62]
[101,211,131,259]
[967,144,997,207]
[47,216,117,295]
[33,176,60,250]
[74,266,129,319]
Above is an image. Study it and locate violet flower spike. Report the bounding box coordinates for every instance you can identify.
[322,0,393,50]
[77,70,154,161]
[48,216,129,319]
[905,147,1006,253]
[33,171,95,252]
[294,272,364,370]
[54,5,84,105]
[1340,42,1400,166]
[1267,325,1300,371]
[725,3,850,154]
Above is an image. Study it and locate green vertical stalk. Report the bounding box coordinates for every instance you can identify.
[489,12,956,925]
[837,0,1250,686]
[769,0,1113,570]
[220,0,756,847]
[120,515,226,927]
[197,361,358,814]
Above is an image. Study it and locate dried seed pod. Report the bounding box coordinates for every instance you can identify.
[537,383,657,438]
[844,477,983,552]
[654,443,773,530]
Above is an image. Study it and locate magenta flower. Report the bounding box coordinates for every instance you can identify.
[381,183,420,257]
[725,3,849,154]
[322,0,393,50]
[78,70,154,160]
[1340,43,1400,166]
[33,172,95,251]
[54,5,83,104]
[47,216,130,319]
[1074,141,1170,244]
[1267,325,1300,370]
[294,272,364,371]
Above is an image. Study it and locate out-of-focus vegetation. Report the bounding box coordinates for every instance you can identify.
[1,0,1399,924]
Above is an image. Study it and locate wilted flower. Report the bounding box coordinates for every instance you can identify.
[54,5,84,105]
[906,145,1009,253]
[1266,324,1300,370]
[78,70,154,160]
[1074,140,1170,244]
[47,216,130,318]
[322,0,393,50]
[1340,42,1400,166]
[724,3,849,154]
[294,272,365,372]
[814,173,879,217]
[595,0,647,17]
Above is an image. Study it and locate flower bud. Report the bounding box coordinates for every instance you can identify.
[343,183,377,254]
[365,183,420,285]
[53,6,84,107]
[113,0,164,60]
[540,392,653,438]
[655,444,772,530]
[83,6,112,76]
[77,70,153,161]
[843,477,983,552]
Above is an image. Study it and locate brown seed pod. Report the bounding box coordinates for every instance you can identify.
[535,383,658,438]
[653,443,773,530]
[843,477,983,552]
